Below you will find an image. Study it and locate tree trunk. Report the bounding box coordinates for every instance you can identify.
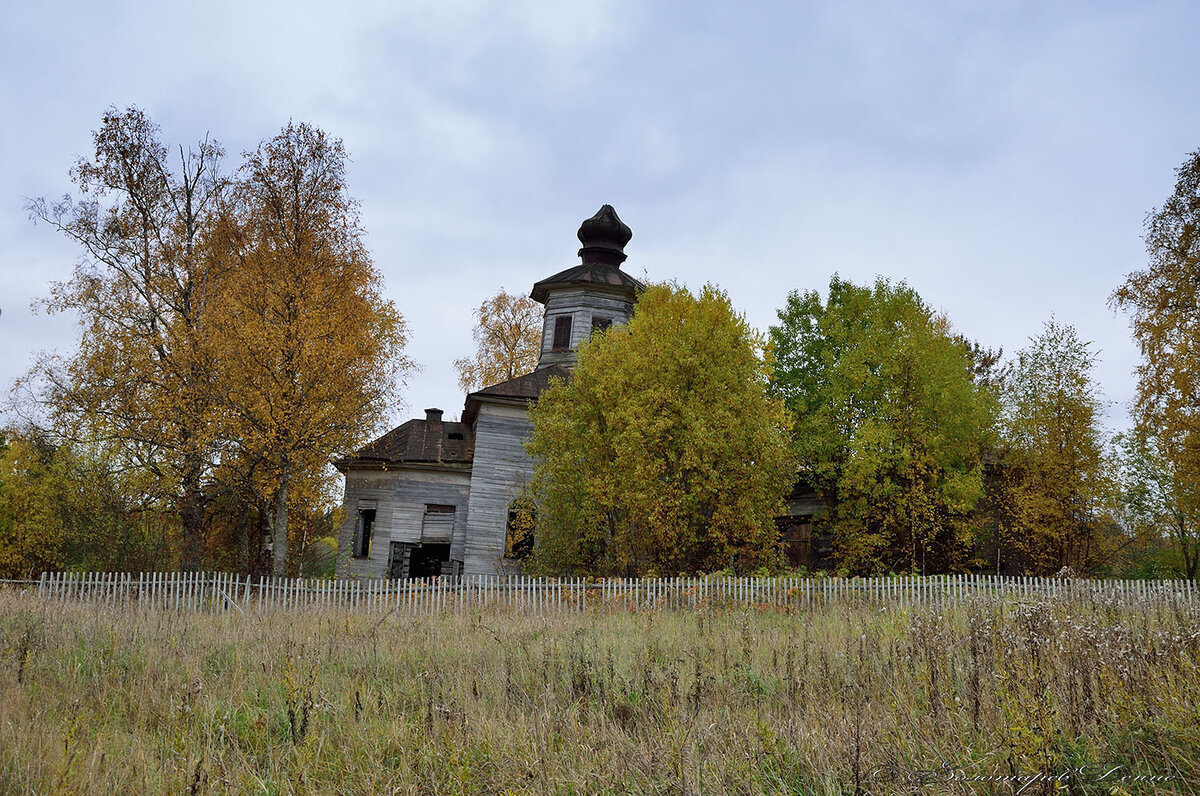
[179,452,205,571]
[272,469,290,577]
[236,508,251,574]
[252,503,272,578]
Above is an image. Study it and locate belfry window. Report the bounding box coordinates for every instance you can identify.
[591,316,612,333]
[552,315,572,351]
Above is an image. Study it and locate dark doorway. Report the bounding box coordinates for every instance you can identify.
[779,519,812,569]
[777,517,834,571]
[387,542,453,579]
[387,542,411,579]
[409,543,451,578]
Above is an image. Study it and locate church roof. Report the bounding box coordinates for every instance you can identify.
[530,205,644,303]
[462,365,571,426]
[335,409,473,471]
[530,262,645,304]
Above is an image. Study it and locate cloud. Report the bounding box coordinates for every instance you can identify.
[2,0,1199,430]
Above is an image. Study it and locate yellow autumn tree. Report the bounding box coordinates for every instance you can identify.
[209,122,413,576]
[0,430,63,578]
[26,110,414,574]
[525,282,795,576]
[0,426,173,577]
[454,289,542,392]
[993,320,1118,574]
[25,107,225,570]
[1111,148,1200,580]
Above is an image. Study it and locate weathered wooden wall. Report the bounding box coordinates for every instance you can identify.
[336,467,471,579]
[537,287,634,369]
[462,402,536,576]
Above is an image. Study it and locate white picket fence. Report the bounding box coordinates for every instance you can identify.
[26,571,1199,615]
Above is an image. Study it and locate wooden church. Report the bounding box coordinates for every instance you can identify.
[335,206,644,578]
[335,206,824,579]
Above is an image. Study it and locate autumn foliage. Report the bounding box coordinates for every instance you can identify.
[990,320,1118,574]
[209,123,411,575]
[769,277,996,574]
[10,112,1200,581]
[23,108,223,570]
[1111,149,1200,580]
[453,289,542,392]
[526,283,795,576]
[13,108,411,575]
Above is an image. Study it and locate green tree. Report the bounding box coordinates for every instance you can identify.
[0,426,172,578]
[769,276,996,574]
[454,289,542,392]
[995,320,1117,574]
[526,283,794,576]
[1111,148,1200,581]
[1114,431,1200,580]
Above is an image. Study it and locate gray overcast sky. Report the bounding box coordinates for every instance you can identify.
[2,0,1198,435]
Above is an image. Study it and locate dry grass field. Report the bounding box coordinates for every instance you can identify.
[1,589,1198,794]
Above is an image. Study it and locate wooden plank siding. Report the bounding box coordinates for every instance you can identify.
[337,468,471,579]
[462,402,537,575]
[537,288,635,369]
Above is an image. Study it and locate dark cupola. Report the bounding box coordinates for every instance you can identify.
[577,204,633,266]
[530,205,645,304]
[530,205,647,370]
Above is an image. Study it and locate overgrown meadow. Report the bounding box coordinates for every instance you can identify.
[1,591,1198,794]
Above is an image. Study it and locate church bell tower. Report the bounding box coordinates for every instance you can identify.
[530,205,644,370]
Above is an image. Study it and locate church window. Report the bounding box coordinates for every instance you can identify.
[354,508,376,558]
[422,504,455,543]
[591,316,612,333]
[552,315,572,351]
[505,498,536,560]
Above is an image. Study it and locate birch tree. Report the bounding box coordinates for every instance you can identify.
[454,289,542,392]
[1112,148,1200,579]
[996,320,1116,574]
[26,110,413,574]
[210,122,412,575]
[25,107,225,570]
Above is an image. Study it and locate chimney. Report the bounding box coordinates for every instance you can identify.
[425,408,444,423]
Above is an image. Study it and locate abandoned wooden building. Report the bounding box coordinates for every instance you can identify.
[335,206,821,579]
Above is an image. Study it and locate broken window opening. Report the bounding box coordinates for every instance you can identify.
[354,508,376,558]
[591,316,612,333]
[505,498,536,560]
